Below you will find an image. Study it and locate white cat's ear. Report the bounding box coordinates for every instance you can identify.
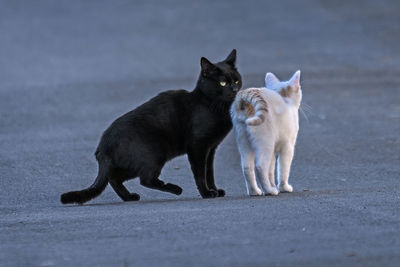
[265,72,280,88]
[289,70,301,89]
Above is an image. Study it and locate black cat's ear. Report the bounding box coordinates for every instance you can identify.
[201,57,216,75]
[224,49,237,67]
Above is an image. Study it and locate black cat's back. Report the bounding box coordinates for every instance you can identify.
[97,89,191,166]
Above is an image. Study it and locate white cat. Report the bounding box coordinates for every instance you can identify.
[231,70,302,196]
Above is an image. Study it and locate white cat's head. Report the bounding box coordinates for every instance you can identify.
[265,70,302,108]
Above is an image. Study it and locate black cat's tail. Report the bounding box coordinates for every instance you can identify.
[60,156,111,205]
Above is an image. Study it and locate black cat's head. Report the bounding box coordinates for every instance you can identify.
[197,49,242,102]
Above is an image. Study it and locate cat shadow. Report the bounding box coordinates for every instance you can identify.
[61,194,255,208]
[61,196,205,208]
[60,189,349,208]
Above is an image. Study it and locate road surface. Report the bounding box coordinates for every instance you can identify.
[1,0,399,266]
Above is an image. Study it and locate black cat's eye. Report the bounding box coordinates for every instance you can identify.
[235,81,239,84]
[220,81,226,87]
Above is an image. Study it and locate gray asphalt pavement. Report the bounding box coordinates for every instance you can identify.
[1,0,400,266]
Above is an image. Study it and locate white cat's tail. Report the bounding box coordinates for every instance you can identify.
[232,88,268,126]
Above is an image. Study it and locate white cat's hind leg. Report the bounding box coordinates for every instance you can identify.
[255,148,279,196]
[236,127,262,196]
[242,153,262,196]
[278,145,294,193]
[268,154,277,188]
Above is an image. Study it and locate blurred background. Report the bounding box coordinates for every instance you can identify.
[1,0,399,266]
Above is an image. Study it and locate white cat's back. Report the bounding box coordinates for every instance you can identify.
[266,88,298,143]
[259,87,286,115]
[245,87,298,146]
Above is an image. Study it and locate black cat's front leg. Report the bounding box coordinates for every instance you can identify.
[206,147,225,197]
[188,147,218,198]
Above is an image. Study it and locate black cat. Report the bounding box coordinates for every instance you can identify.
[61,49,242,204]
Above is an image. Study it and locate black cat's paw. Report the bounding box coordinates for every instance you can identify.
[216,189,225,197]
[126,193,140,201]
[201,189,218,199]
[165,183,183,195]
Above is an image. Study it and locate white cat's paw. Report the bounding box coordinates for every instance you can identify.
[249,187,263,196]
[266,186,279,196]
[280,183,293,193]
